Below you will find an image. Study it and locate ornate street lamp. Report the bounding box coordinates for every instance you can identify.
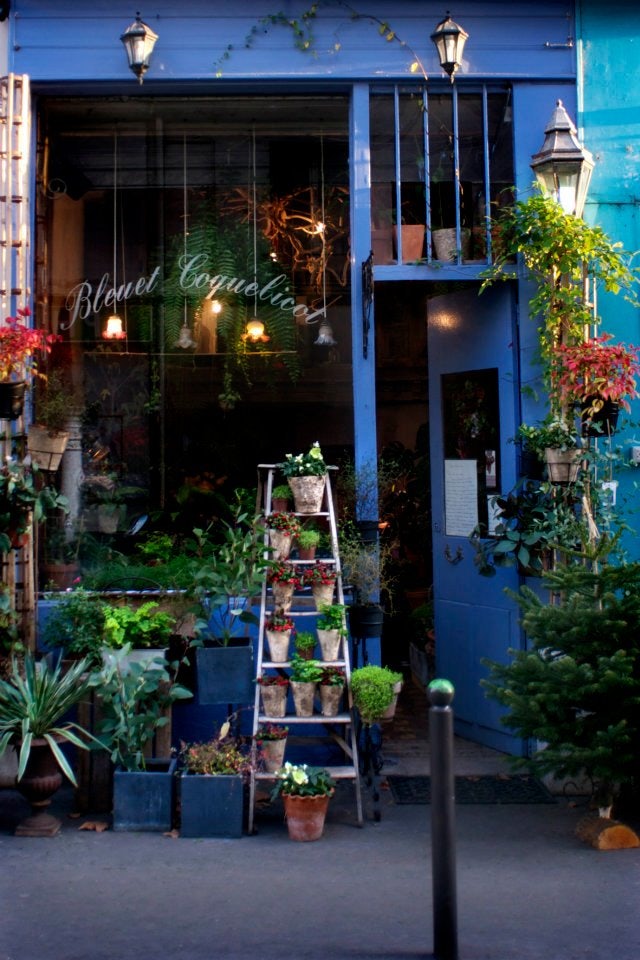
[430,13,469,81]
[121,12,159,85]
[531,100,594,218]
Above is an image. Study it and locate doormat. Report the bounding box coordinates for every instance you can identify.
[387,775,556,805]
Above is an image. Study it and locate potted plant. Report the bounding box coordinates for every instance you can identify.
[0,654,98,835]
[41,520,82,590]
[257,673,289,718]
[92,646,193,831]
[268,560,301,612]
[265,511,300,561]
[254,723,289,773]
[552,333,640,436]
[316,603,346,661]
[192,506,268,705]
[350,664,403,724]
[0,306,57,420]
[0,460,67,552]
[516,418,582,484]
[264,611,294,663]
[340,526,395,639]
[271,761,335,841]
[280,441,327,514]
[294,629,316,660]
[303,561,337,608]
[102,600,177,662]
[289,655,323,717]
[271,484,292,512]
[81,473,142,535]
[41,586,108,668]
[296,526,320,561]
[27,369,75,473]
[179,720,251,838]
[470,480,586,577]
[318,666,346,717]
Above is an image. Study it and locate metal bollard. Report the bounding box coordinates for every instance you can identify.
[428,678,458,960]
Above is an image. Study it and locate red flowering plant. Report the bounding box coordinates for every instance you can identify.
[303,561,337,586]
[267,561,301,587]
[265,612,294,633]
[266,512,301,536]
[0,307,58,383]
[180,721,251,777]
[319,666,346,687]
[254,723,289,742]
[257,673,290,687]
[552,334,640,415]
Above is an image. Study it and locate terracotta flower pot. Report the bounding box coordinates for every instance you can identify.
[265,629,291,663]
[290,680,316,717]
[288,475,325,514]
[317,628,341,661]
[282,792,331,841]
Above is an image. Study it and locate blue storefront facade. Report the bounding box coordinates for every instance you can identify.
[3,2,631,752]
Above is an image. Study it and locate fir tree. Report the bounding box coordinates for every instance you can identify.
[483,552,640,806]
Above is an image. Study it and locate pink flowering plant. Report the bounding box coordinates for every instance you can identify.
[552,333,640,413]
[0,307,58,383]
[303,561,337,586]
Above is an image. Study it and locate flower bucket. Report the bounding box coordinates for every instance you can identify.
[288,475,325,514]
[259,737,287,773]
[265,628,291,663]
[319,684,343,717]
[544,447,581,484]
[260,684,288,718]
[290,680,316,717]
[393,224,425,263]
[312,582,334,609]
[26,425,69,473]
[432,227,471,262]
[272,581,294,611]
[317,628,341,661]
[282,793,331,842]
[269,529,293,561]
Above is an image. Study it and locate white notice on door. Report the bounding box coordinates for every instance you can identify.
[444,459,478,537]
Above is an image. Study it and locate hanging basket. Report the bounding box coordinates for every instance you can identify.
[544,447,582,484]
[288,475,325,514]
[26,425,69,473]
[0,381,26,421]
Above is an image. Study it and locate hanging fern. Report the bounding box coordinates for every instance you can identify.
[163,207,300,408]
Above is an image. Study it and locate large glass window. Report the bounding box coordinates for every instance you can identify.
[37,97,352,547]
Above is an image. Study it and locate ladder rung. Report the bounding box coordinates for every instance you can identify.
[257,712,352,724]
[255,765,358,781]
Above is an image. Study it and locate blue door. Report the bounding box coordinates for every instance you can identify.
[427,285,525,755]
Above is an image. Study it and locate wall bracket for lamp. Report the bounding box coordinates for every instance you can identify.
[362,250,374,359]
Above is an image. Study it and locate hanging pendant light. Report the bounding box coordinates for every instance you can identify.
[176,135,197,350]
[242,129,269,345]
[314,321,336,346]
[102,133,126,341]
[313,133,336,348]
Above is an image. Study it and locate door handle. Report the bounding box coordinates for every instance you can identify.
[444,544,464,565]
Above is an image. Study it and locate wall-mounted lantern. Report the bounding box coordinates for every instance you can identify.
[530,100,594,218]
[430,13,469,81]
[121,12,158,85]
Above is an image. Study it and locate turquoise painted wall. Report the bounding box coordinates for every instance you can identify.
[578,2,640,555]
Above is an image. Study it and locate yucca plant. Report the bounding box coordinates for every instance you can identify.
[0,654,97,785]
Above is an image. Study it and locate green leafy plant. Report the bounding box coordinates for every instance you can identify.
[294,630,316,655]
[517,418,579,458]
[0,654,98,785]
[270,761,335,799]
[0,461,68,552]
[316,603,346,634]
[254,723,288,742]
[102,601,177,650]
[41,587,108,666]
[280,442,327,477]
[339,524,395,607]
[289,654,323,683]
[272,484,292,502]
[32,369,76,435]
[92,646,193,772]
[297,527,320,549]
[350,665,402,724]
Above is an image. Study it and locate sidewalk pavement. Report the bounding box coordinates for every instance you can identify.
[1,775,638,960]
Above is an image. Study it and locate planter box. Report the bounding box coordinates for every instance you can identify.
[113,758,176,832]
[179,773,243,838]
[196,642,254,705]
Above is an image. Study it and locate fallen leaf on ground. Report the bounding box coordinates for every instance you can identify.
[78,820,109,832]
[163,829,180,839]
